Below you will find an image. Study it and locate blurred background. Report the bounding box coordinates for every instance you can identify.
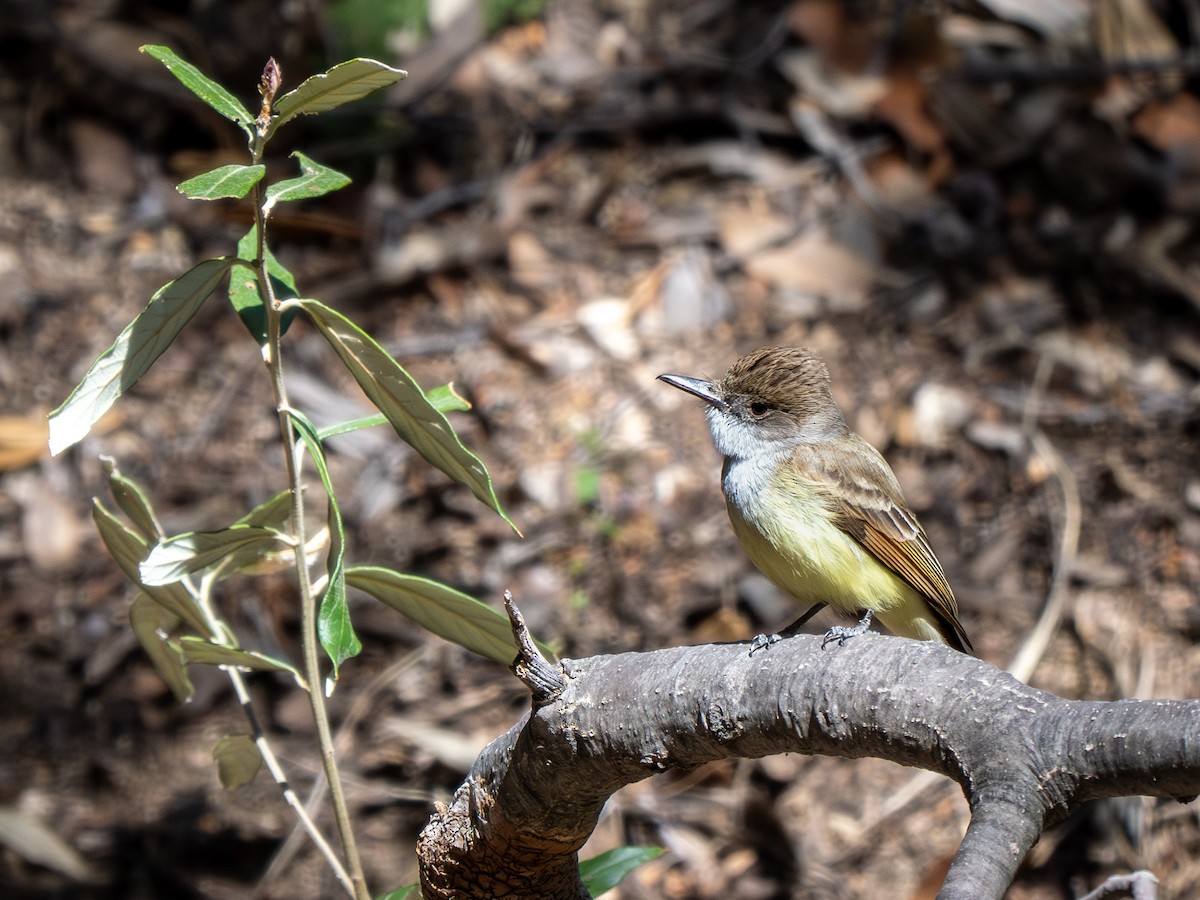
[2,0,1200,897]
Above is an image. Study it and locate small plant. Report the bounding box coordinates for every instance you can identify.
[50,46,659,899]
[48,48,529,899]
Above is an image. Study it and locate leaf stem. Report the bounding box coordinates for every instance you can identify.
[230,667,355,893]
[254,167,369,899]
[184,576,354,893]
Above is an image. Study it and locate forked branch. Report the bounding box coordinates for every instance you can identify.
[418,603,1200,899]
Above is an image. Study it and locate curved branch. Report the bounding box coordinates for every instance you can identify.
[418,613,1200,899]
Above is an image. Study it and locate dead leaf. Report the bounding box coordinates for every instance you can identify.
[973,0,1089,37]
[577,299,637,360]
[1135,94,1200,154]
[737,224,878,300]
[871,73,949,165]
[507,230,560,292]
[777,49,885,118]
[0,807,102,883]
[648,248,731,335]
[68,120,138,199]
[0,415,49,471]
[717,206,794,259]
[788,0,875,72]
[21,488,86,571]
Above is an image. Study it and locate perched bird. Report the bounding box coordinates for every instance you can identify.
[658,346,972,652]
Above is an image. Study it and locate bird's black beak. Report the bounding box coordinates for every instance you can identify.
[657,373,727,411]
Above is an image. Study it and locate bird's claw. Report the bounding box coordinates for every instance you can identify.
[748,632,782,656]
[821,610,875,649]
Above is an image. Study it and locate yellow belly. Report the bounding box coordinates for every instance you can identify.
[725,480,943,642]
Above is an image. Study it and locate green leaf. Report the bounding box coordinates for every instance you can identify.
[269,58,406,134]
[318,577,354,692]
[101,456,163,541]
[236,490,295,530]
[316,384,470,441]
[375,886,420,900]
[289,410,359,681]
[213,734,263,789]
[346,566,532,666]
[93,500,213,636]
[178,636,307,689]
[129,593,194,702]
[177,164,265,200]
[293,298,518,533]
[575,464,601,506]
[316,413,388,442]
[264,152,350,211]
[49,257,236,455]
[141,45,254,138]
[228,228,297,346]
[427,382,472,413]
[140,525,286,586]
[580,846,665,897]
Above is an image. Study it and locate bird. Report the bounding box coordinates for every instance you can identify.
[658,346,972,653]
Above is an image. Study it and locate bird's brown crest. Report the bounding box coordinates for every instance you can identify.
[720,347,838,422]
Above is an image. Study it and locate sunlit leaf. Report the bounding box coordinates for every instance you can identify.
[316,383,470,441]
[289,410,359,680]
[426,382,472,413]
[269,58,406,133]
[177,164,265,200]
[228,228,297,346]
[101,456,163,541]
[293,298,517,533]
[264,152,350,212]
[178,636,307,689]
[213,734,262,789]
[129,593,194,702]
[49,257,236,455]
[93,500,212,636]
[580,846,665,897]
[375,886,420,900]
[141,45,254,138]
[140,525,286,585]
[345,566,531,666]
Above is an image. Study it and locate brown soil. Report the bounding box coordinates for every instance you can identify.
[3,2,1200,898]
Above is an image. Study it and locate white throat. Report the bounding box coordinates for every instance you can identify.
[706,407,789,460]
[706,408,795,512]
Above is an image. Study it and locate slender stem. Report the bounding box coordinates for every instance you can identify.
[252,139,369,899]
[230,666,356,894]
[184,575,354,894]
[252,648,428,898]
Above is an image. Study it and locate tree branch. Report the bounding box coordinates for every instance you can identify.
[418,608,1200,899]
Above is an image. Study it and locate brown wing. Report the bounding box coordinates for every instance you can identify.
[797,439,973,652]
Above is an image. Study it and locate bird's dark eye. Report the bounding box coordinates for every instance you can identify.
[748,400,769,417]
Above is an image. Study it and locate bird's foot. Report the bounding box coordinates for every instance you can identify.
[748,632,782,656]
[821,610,875,649]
